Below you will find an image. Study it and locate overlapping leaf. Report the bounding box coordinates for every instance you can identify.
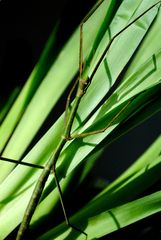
[0,0,161,239]
[37,135,161,239]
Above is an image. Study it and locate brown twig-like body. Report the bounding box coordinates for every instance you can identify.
[15,1,161,239]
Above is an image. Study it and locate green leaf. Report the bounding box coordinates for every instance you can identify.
[0,0,117,181]
[95,135,161,198]
[0,1,161,239]
[0,87,20,124]
[38,190,161,240]
[37,135,161,239]
[0,22,59,158]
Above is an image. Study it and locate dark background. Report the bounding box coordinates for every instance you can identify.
[0,0,161,239]
[0,0,160,179]
[0,0,96,102]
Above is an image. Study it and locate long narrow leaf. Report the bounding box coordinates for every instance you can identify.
[38,190,161,240]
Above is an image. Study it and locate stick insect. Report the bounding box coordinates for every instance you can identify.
[1,0,161,239]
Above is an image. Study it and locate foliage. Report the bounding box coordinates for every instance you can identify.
[0,0,161,239]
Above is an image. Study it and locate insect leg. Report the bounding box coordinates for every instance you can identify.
[71,1,161,139]
[56,1,106,237]
[53,164,87,238]
[0,156,44,169]
[65,76,79,125]
[71,100,131,139]
[65,0,105,126]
